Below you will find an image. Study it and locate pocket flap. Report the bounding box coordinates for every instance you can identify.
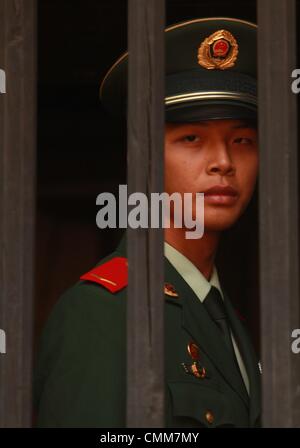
[168,380,237,427]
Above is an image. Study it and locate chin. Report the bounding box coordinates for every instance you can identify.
[203,210,241,231]
[204,221,236,232]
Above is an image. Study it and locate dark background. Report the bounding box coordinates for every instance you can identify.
[35,0,298,355]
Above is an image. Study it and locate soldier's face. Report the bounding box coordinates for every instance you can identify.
[164,119,258,231]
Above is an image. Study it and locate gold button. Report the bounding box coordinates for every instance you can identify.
[205,411,214,424]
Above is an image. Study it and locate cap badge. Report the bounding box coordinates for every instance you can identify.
[198,29,238,70]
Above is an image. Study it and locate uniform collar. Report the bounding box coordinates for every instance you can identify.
[164,241,223,302]
[117,234,223,301]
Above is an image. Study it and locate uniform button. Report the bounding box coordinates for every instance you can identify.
[205,410,214,424]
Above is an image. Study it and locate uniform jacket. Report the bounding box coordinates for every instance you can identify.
[34,235,261,427]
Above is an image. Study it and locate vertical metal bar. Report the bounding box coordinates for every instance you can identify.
[258,0,300,427]
[0,0,36,427]
[127,0,165,427]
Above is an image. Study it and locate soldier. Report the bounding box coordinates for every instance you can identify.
[34,17,261,427]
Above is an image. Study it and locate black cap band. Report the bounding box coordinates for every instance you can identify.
[166,102,257,122]
[165,69,257,122]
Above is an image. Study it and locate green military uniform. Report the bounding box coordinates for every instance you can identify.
[34,234,261,427]
[34,17,261,427]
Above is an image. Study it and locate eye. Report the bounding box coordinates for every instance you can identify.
[233,137,255,145]
[182,135,200,143]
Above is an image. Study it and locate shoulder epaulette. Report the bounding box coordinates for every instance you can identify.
[80,256,128,293]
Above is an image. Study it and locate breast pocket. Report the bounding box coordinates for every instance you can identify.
[167,380,238,428]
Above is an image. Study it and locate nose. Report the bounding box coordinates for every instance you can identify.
[206,141,235,176]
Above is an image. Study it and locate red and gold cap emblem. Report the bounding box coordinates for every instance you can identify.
[198,29,238,70]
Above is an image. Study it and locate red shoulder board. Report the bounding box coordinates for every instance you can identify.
[80,257,128,293]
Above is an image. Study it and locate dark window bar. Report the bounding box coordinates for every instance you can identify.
[257,0,300,427]
[0,0,36,427]
[1,0,300,429]
[127,0,166,427]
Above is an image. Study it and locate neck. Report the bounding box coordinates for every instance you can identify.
[165,227,221,280]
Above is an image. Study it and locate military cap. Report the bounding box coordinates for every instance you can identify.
[100,17,257,122]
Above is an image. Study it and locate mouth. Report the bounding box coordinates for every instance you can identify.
[201,185,239,205]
